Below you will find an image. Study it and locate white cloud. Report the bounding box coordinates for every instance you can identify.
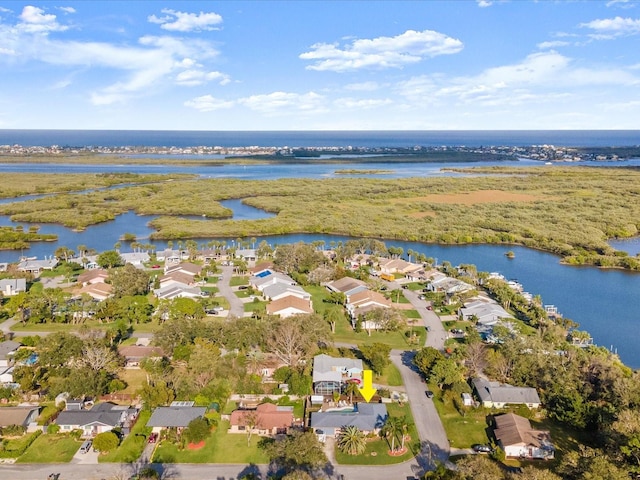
[333,97,393,109]
[58,7,76,14]
[345,81,381,91]
[184,95,234,112]
[606,0,635,8]
[300,29,463,72]
[175,69,230,86]
[396,51,639,107]
[0,11,226,106]
[580,16,640,37]
[148,9,222,32]
[18,5,68,33]
[238,91,327,115]
[537,40,571,49]
[477,0,492,7]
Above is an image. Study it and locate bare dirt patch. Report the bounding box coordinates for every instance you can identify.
[396,190,548,205]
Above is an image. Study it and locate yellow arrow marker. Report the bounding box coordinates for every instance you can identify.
[358,370,377,403]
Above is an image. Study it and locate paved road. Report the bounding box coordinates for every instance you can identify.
[400,287,448,351]
[217,265,245,318]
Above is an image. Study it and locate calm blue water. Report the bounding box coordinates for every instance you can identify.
[1,129,639,148]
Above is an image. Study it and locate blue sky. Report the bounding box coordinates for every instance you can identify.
[0,0,639,130]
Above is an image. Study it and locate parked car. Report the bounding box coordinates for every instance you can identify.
[426,305,433,310]
[472,444,492,453]
[425,390,434,398]
[148,432,158,444]
[79,440,92,454]
[417,294,425,300]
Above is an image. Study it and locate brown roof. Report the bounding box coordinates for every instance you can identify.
[77,269,109,284]
[118,345,166,360]
[78,282,113,299]
[266,295,313,315]
[348,289,391,307]
[0,406,40,427]
[165,262,201,276]
[327,277,367,293]
[230,403,294,430]
[160,271,194,286]
[494,413,550,448]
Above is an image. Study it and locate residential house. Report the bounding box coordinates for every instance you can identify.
[0,366,15,384]
[493,413,554,460]
[460,299,514,326]
[78,282,113,301]
[76,269,109,286]
[346,289,391,322]
[56,402,139,437]
[0,278,27,297]
[0,406,40,428]
[156,249,183,264]
[164,262,202,277]
[235,249,257,263]
[118,345,166,368]
[146,402,207,433]
[325,277,368,297]
[426,274,474,296]
[310,403,388,437]
[17,258,58,274]
[472,378,541,409]
[378,258,421,275]
[250,270,296,292]
[262,283,311,301]
[228,403,294,435]
[312,354,363,395]
[266,295,314,318]
[120,252,150,267]
[153,284,203,301]
[0,340,21,369]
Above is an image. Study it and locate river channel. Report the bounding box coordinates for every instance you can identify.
[1,160,640,367]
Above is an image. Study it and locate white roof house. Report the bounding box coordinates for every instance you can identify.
[262,283,311,301]
[0,278,27,296]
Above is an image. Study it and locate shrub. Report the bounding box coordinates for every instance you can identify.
[47,424,61,434]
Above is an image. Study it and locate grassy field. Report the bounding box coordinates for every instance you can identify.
[16,434,81,463]
[430,387,492,449]
[335,403,419,465]
[229,276,249,287]
[333,314,426,351]
[117,368,148,396]
[152,420,269,464]
[99,410,152,463]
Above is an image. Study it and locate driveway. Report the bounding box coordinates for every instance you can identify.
[217,265,246,318]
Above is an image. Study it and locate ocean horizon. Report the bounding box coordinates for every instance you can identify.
[1,129,639,148]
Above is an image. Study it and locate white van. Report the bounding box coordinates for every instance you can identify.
[79,440,92,454]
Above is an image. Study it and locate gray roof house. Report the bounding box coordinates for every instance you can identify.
[310,403,388,437]
[0,278,27,297]
[472,378,541,409]
[312,354,363,395]
[146,403,207,431]
[0,340,21,368]
[56,402,139,437]
[460,300,514,326]
[262,282,311,301]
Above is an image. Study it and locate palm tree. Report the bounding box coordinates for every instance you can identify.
[381,416,403,452]
[344,380,360,405]
[337,425,367,455]
[397,415,412,450]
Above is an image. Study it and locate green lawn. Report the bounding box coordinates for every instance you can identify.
[152,420,269,464]
[304,285,334,316]
[377,363,403,387]
[229,276,249,287]
[244,300,267,313]
[0,431,42,459]
[335,403,419,465]
[100,410,152,463]
[16,434,80,463]
[430,387,491,449]
[116,369,149,396]
[404,309,421,319]
[333,315,426,351]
